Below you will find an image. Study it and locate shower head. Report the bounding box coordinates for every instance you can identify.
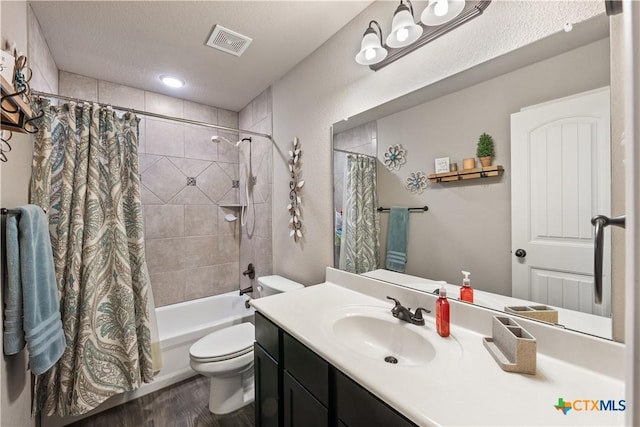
[210,135,253,147]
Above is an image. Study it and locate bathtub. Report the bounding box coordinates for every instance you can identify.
[43,291,254,427]
[154,291,255,391]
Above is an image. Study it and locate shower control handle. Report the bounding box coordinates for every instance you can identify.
[243,263,255,280]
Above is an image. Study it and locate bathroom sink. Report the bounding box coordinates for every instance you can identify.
[323,305,462,367]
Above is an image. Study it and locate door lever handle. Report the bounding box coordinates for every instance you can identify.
[591,215,625,304]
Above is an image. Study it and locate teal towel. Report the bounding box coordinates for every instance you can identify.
[3,205,66,375]
[385,207,409,273]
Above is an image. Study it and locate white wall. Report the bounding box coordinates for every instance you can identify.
[271,1,605,285]
[1,2,38,426]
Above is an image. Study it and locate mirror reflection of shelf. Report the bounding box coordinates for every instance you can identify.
[1,75,34,134]
[428,165,504,183]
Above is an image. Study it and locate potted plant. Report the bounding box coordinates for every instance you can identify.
[476,132,495,167]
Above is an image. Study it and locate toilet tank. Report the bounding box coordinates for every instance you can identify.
[257,275,303,297]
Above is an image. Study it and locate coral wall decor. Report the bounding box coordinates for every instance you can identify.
[383,144,407,171]
[287,137,304,241]
[405,171,428,194]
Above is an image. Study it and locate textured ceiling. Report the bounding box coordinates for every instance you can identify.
[30,1,373,111]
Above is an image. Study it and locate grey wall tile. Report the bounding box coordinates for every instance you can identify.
[145,118,184,157]
[145,205,184,239]
[216,234,240,264]
[197,164,234,203]
[218,207,240,236]
[253,203,272,239]
[139,153,163,173]
[150,270,186,307]
[217,135,240,163]
[138,118,146,153]
[183,236,217,269]
[184,266,215,300]
[141,157,186,202]
[168,157,212,178]
[212,263,240,294]
[146,238,185,273]
[145,91,183,118]
[184,126,218,161]
[59,71,98,102]
[99,80,145,110]
[218,188,239,205]
[184,100,217,124]
[140,185,164,205]
[238,105,251,131]
[218,108,239,129]
[185,205,218,237]
[169,186,212,205]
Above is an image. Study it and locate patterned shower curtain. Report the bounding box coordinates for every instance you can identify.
[30,100,154,416]
[340,154,380,273]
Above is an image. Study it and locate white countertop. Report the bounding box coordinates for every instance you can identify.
[251,277,624,427]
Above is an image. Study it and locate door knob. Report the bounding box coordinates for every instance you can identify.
[514,249,527,258]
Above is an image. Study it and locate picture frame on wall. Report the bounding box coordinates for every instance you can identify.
[434,157,450,174]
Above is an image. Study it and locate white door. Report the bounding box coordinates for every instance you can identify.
[511,87,610,316]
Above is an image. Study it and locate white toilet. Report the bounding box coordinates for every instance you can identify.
[189,275,303,414]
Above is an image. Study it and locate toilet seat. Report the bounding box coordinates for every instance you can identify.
[190,323,255,363]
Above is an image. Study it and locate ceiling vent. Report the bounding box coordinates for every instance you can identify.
[206,25,252,57]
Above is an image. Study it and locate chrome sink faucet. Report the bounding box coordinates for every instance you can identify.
[386,296,431,326]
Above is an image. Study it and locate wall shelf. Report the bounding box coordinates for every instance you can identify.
[1,75,34,134]
[428,165,504,183]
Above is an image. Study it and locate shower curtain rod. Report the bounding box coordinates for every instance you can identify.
[31,90,273,140]
[333,148,376,159]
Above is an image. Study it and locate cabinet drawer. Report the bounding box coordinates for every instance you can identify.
[283,333,329,407]
[256,312,280,361]
[337,371,417,427]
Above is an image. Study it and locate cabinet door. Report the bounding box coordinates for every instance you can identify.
[283,372,328,427]
[337,371,416,427]
[255,343,279,427]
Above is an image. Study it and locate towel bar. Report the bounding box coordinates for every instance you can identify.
[377,206,428,213]
[1,208,19,215]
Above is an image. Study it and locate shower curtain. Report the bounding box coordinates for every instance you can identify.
[30,100,155,416]
[339,154,380,274]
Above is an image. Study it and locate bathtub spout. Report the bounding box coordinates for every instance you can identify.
[239,286,253,296]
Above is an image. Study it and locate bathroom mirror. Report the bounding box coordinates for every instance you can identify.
[332,14,623,340]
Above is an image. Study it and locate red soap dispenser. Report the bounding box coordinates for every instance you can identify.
[460,270,474,303]
[436,284,450,337]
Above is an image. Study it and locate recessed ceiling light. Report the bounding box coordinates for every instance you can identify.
[160,75,185,88]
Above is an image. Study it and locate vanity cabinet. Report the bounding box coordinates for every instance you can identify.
[254,312,417,427]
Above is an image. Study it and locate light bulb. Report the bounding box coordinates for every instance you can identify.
[434,0,448,17]
[365,48,376,61]
[159,75,185,88]
[396,27,409,42]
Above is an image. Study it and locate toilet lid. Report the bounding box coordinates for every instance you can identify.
[190,323,255,361]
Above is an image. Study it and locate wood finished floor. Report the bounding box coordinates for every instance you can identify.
[69,376,255,427]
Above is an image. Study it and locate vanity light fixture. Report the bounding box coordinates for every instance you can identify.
[356,0,491,71]
[386,0,423,48]
[355,21,388,65]
[159,75,185,88]
[421,0,465,26]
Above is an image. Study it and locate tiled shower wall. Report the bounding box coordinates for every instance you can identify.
[59,71,242,306]
[238,89,273,290]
